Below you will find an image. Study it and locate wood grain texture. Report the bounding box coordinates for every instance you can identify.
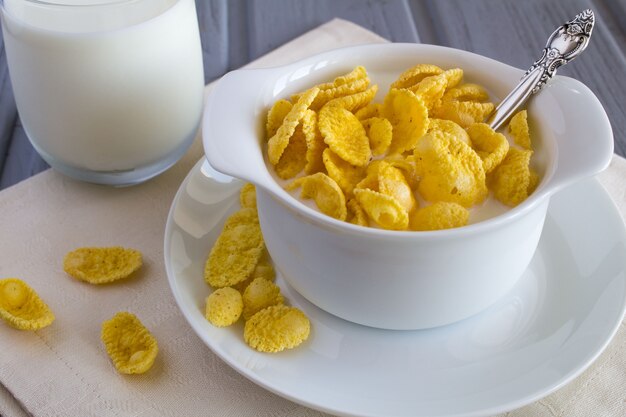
[0,0,624,190]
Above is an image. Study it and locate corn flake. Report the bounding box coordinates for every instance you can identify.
[0,278,54,330]
[244,305,310,353]
[325,85,378,113]
[275,125,307,179]
[300,110,326,175]
[204,208,265,288]
[361,117,392,156]
[391,63,443,89]
[310,78,370,111]
[243,277,284,320]
[442,68,463,89]
[410,202,469,231]
[382,89,429,154]
[240,183,257,209]
[408,74,447,109]
[509,110,531,149]
[466,123,510,173]
[266,99,293,138]
[442,83,490,102]
[206,287,243,327]
[319,105,371,167]
[491,148,534,207]
[428,118,470,145]
[378,162,417,213]
[322,148,367,196]
[346,198,369,226]
[287,173,347,221]
[354,103,382,120]
[63,247,142,285]
[354,188,409,230]
[101,312,158,374]
[268,87,319,165]
[432,100,495,128]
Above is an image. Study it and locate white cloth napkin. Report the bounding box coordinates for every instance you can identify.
[0,18,624,417]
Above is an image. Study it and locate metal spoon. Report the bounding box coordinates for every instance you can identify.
[487,9,595,130]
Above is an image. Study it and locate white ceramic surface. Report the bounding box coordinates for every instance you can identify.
[164,158,626,417]
[202,44,614,329]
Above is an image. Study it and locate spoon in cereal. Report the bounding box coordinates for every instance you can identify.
[487,9,595,130]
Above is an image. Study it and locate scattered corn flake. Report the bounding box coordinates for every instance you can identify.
[382,89,429,154]
[428,118,470,145]
[319,105,371,167]
[442,68,463,89]
[0,278,54,330]
[243,277,284,320]
[239,183,257,210]
[361,117,393,156]
[287,173,347,221]
[354,103,382,120]
[390,63,443,90]
[410,202,469,231]
[233,255,276,292]
[275,125,307,179]
[354,188,409,230]
[509,110,531,149]
[206,287,243,327]
[491,148,534,207]
[63,247,142,285]
[378,162,417,213]
[346,198,369,227]
[325,85,378,113]
[415,130,487,207]
[466,123,510,174]
[204,208,265,288]
[408,74,448,110]
[244,305,310,353]
[322,148,367,196]
[267,87,319,165]
[266,99,293,139]
[101,312,158,374]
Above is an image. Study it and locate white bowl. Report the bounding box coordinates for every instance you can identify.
[202,43,613,330]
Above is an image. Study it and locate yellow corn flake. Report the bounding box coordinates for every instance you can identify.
[0,278,54,330]
[408,74,448,110]
[244,305,310,353]
[410,202,469,231]
[432,100,495,128]
[382,89,429,154]
[325,85,378,113]
[233,256,276,292]
[509,110,531,149]
[361,117,392,156]
[466,123,510,174]
[442,83,490,103]
[322,148,367,196]
[332,65,368,86]
[204,208,265,288]
[63,247,142,285]
[101,312,158,374]
[428,118,470,145]
[242,277,284,320]
[275,125,307,179]
[319,105,371,167]
[378,162,417,213]
[491,148,534,207]
[267,87,319,165]
[528,169,540,194]
[415,130,487,207]
[346,198,369,226]
[239,183,257,210]
[310,77,370,111]
[300,110,326,175]
[266,99,293,139]
[442,68,463,89]
[205,287,243,327]
[354,188,409,230]
[354,103,381,120]
[390,63,443,89]
[287,173,347,221]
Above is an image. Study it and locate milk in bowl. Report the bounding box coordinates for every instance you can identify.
[0,0,204,185]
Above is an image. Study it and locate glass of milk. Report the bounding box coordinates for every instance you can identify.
[0,0,204,185]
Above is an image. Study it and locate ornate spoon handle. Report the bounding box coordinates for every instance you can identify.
[487,9,595,130]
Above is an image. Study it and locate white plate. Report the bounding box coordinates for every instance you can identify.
[164,158,626,417]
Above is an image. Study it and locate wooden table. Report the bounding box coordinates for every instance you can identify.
[0,0,624,190]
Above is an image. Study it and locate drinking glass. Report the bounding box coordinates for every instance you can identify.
[0,0,204,185]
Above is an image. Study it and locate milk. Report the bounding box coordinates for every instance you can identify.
[1,0,204,179]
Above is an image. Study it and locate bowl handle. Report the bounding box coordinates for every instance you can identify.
[544,77,614,194]
[202,68,280,192]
